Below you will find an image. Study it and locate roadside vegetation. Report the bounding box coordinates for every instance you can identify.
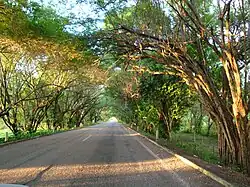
[0,128,62,144]
[1,0,250,176]
[0,1,105,143]
[98,0,250,175]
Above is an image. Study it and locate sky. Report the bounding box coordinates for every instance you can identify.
[36,0,95,17]
[33,0,237,34]
[34,0,105,33]
[36,0,237,19]
[34,0,137,33]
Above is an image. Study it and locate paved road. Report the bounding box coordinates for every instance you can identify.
[0,122,222,187]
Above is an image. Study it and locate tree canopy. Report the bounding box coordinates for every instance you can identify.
[87,0,250,174]
[0,0,106,135]
[1,0,250,175]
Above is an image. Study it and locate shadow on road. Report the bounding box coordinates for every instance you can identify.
[0,122,222,187]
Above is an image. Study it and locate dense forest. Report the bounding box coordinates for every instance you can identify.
[1,0,250,175]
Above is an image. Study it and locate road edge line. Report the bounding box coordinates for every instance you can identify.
[125,126,234,187]
[135,136,190,187]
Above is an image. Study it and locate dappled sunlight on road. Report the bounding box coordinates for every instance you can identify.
[0,123,223,187]
[0,166,48,184]
[0,158,189,184]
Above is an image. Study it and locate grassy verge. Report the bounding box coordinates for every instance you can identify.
[165,132,219,164]
[0,129,69,145]
[0,129,13,139]
[0,122,98,145]
[131,126,219,165]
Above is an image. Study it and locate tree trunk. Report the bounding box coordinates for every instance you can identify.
[213,104,250,173]
[206,117,213,136]
[46,118,51,130]
[196,102,203,133]
[160,101,171,140]
[76,121,80,127]
[162,116,171,140]
[117,3,250,174]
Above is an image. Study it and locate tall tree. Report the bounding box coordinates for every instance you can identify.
[96,0,250,174]
[140,73,193,139]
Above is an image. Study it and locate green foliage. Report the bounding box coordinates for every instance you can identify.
[105,69,194,138]
[169,132,219,164]
[104,0,171,35]
[140,73,194,135]
[136,101,158,134]
[27,2,70,40]
[105,70,139,124]
[0,0,30,37]
[0,0,106,136]
[0,129,66,144]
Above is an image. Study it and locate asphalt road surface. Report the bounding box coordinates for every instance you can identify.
[0,122,223,187]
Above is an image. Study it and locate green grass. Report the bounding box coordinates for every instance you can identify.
[132,126,219,165]
[0,129,67,144]
[161,132,219,164]
[0,129,13,139]
[0,122,93,145]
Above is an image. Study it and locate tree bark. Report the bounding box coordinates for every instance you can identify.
[206,117,213,136]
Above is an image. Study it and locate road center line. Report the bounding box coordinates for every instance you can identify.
[82,135,92,142]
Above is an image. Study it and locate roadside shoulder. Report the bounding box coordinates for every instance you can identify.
[0,128,82,148]
[124,126,250,187]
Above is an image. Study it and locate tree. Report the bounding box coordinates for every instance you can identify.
[0,0,106,135]
[105,69,141,124]
[95,0,250,174]
[140,73,193,139]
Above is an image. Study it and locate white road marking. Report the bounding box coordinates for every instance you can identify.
[120,125,190,187]
[136,138,190,187]
[82,135,92,142]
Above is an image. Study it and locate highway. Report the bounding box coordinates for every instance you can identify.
[0,122,222,186]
